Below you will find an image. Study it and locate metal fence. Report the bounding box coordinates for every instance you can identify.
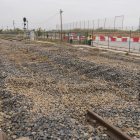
[56,17,140,33]
[37,30,140,53]
[1,28,140,53]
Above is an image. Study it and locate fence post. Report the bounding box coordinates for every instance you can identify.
[92,31,93,47]
[68,32,69,43]
[108,31,110,48]
[59,32,60,39]
[64,31,65,41]
[85,32,87,45]
[129,30,131,51]
[79,32,81,44]
[51,32,52,39]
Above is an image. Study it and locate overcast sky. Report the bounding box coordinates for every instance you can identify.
[0,0,140,31]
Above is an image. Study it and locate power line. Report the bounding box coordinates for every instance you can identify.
[29,11,60,24]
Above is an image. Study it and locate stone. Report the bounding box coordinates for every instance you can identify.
[12,135,17,139]
[15,137,30,140]
[102,134,107,137]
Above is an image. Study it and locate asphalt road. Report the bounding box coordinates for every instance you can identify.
[94,41,140,52]
[38,35,140,52]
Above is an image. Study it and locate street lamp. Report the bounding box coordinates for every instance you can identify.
[114,15,124,32]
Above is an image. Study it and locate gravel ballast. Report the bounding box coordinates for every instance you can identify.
[0,39,140,140]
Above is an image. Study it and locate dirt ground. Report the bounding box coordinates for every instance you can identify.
[0,39,140,140]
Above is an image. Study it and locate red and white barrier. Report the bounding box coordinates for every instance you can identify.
[63,35,140,42]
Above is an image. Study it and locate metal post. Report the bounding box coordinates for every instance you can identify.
[84,21,85,30]
[85,32,86,45]
[87,31,88,42]
[80,21,81,29]
[104,18,106,30]
[59,31,60,39]
[114,17,116,32]
[88,20,89,30]
[122,15,124,31]
[60,9,63,42]
[114,15,124,32]
[79,32,81,44]
[92,31,93,47]
[139,18,140,33]
[108,31,110,48]
[129,30,131,51]
[68,32,69,43]
[98,19,99,30]
[93,20,94,30]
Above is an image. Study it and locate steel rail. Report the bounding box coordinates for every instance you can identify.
[87,109,133,140]
[0,129,6,140]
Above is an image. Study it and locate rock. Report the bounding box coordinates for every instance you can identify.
[12,135,17,139]
[15,137,30,140]
[102,134,107,137]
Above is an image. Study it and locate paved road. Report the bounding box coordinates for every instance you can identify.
[38,35,140,52]
[93,41,140,52]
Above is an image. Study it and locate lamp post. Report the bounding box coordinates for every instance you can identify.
[114,15,124,32]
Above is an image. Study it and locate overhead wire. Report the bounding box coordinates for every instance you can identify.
[29,11,60,24]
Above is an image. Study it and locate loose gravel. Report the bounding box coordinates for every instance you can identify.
[0,39,140,140]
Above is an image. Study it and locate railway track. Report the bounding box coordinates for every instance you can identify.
[86,109,134,140]
[0,129,6,140]
[0,110,135,140]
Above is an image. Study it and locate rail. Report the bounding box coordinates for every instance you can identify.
[86,109,133,140]
[0,129,6,140]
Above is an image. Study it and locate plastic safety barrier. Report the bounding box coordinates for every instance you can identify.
[81,36,85,40]
[111,38,116,41]
[93,36,96,41]
[100,36,105,41]
[63,37,69,40]
[73,37,77,40]
[133,37,139,42]
[122,38,127,42]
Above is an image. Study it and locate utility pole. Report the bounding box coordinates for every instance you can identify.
[60,9,63,41]
[7,26,8,31]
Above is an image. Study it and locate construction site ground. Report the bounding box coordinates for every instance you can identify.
[0,39,140,140]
